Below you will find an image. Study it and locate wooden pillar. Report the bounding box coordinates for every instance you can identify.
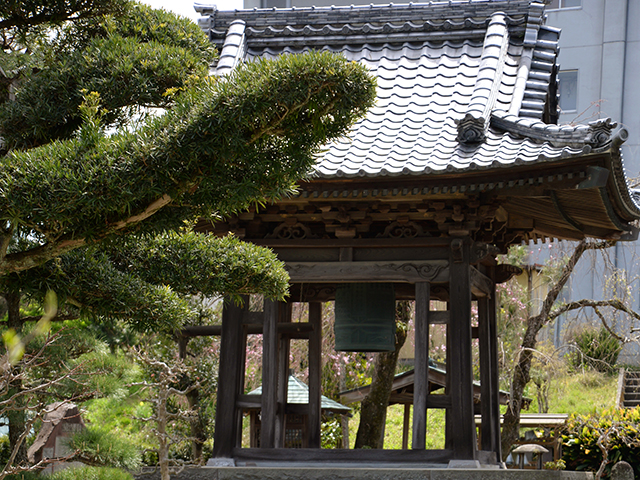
[478,269,501,460]
[412,281,430,449]
[448,239,476,460]
[479,292,498,456]
[488,273,502,460]
[213,296,247,458]
[445,306,453,450]
[261,299,279,448]
[308,302,322,448]
[275,302,291,448]
[402,404,411,449]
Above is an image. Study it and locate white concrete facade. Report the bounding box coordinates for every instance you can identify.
[546,1,640,365]
[547,0,640,178]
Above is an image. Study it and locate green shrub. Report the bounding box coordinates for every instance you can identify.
[321,417,343,449]
[561,407,640,479]
[0,436,11,468]
[69,427,141,470]
[568,328,621,373]
[3,472,40,480]
[49,466,133,480]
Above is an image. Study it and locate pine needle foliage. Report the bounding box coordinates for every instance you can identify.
[0,0,376,328]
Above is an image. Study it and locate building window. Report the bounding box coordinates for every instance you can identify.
[547,0,582,9]
[558,70,578,113]
[261,0,290,7]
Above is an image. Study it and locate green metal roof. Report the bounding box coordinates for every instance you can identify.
[248,375,351,413]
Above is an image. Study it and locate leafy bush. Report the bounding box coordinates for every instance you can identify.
[0,436,11,468]
[49,466,133,480]
[321,417,343,449]
[69,427,141,470]
[568,328,621,373]
[3,472,40,480]
[561,407,640,479]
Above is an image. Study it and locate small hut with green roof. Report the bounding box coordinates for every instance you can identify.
[245,375,351,448]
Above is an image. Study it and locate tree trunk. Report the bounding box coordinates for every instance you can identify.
[3,289,28,467]
[157,388,170,480]
[185,388,206,463]
[177,337,206,464]
[354,301,410,449]
[501,240,600,460]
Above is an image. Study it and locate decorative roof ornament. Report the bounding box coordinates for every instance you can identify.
[456,114,486,144]
[586,118,618,149]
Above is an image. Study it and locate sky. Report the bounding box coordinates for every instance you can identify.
[141,0,243,22]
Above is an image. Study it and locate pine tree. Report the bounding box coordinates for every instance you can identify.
[0,0,376,469]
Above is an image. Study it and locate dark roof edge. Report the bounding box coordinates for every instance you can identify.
[490,113,625,150]
[199,0,535,33]
[606,131,640,223]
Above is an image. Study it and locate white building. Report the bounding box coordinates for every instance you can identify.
[548,0,640,177]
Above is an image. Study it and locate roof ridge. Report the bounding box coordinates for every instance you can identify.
[204,1,534,37]
[457,12,510,144]
[490,112,626,150]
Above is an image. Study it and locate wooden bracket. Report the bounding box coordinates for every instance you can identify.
[451,238,464,263]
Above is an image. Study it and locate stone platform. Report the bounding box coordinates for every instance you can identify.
[135,466,593,480]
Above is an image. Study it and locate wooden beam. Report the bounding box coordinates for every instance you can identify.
[261,299,279,449]
[308,302,322,448]
[289,283,450,302]
[448,240,477,460]
[412,281,430,450]
[425,394,452,409]
[430,311,449,324]
[286,260,449,283]
[213,297,246,458]
[181,322,313,338]
[237,394,261,409]
[470,266,493,298]
[254,237,455,249]
[232,447,454,464]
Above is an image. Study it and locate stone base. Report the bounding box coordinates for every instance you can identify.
[447,460,482,469]
[206,458,235,467]
[135,466,594,480]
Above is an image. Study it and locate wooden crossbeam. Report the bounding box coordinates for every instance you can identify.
[232,447,454,464]
[286,260,449,283]
[470,266,493,297]
[181,322,313,338]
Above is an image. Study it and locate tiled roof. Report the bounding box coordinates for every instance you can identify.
[248,375,351,413]
[197,0,640,222]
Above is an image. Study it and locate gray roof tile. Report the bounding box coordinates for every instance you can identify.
[197,0,638,218]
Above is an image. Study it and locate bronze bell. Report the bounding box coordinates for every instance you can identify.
[334,283,396,352]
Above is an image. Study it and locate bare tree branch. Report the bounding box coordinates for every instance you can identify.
[501,239,616,459]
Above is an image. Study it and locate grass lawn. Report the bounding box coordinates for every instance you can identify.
[524,369,617,415]
[345,369,618,449]
[348,404,446,449]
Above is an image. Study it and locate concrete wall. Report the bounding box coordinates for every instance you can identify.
[544,0,640,365]
[548,0,640,177]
